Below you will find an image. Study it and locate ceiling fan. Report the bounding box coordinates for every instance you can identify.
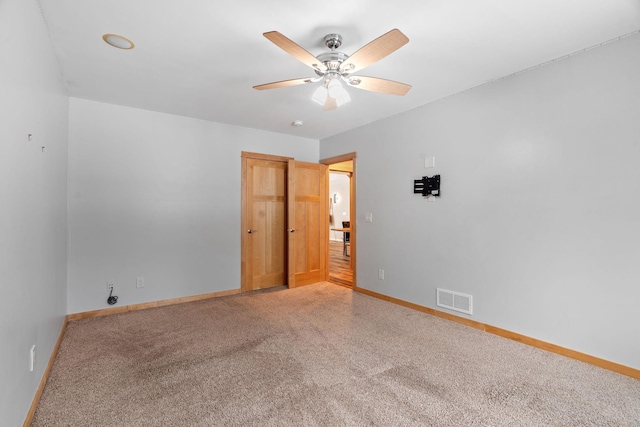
[253,29,411,111]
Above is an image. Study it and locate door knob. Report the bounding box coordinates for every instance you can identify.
[287,229,296,233]
[247,229,257,234]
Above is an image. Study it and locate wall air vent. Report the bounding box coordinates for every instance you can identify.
[437,288,473,315]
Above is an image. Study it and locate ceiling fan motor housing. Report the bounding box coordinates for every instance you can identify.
[318,34,356,76]
[315,51,350,77]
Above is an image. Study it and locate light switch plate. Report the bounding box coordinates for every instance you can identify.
[425,156,435,168]
[30,345,36,372]
[365,212,373,223]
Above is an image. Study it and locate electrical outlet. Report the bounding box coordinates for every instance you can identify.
[378,269,385,280]
[30,345,36,372]
[107,282,114,292]
[136,276,144,288]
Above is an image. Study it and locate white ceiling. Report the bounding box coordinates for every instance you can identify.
[38,0,640,140]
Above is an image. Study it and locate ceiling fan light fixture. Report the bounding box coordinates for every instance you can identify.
[327,78,346,99]
[311,85,328,105]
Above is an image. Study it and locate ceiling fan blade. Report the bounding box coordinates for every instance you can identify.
[323,96,338,111]
[346,76,411,96]
[253,78,314,91]
[341,29,409,74]
[263,31,325,72]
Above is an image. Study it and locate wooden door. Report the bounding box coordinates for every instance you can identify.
[287,160,328,287]
[242,157,287,291]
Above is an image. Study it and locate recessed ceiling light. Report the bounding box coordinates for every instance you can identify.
[102,34,135,50]
[292,120,303,127]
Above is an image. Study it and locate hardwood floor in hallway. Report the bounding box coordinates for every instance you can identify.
[329,240,353,287]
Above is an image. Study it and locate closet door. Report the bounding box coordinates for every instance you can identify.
[243,157,287,290]
[287,160,328,287]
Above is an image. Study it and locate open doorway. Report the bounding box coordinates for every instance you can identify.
[321,153,356,288]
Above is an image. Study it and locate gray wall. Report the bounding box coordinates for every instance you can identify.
[67,98,319,313]
[0,0,69,424]
[321,34,640,370]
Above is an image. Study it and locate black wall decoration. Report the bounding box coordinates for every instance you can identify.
[413,175,440,198]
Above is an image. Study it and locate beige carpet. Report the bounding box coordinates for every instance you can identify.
[33,282,640,426]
